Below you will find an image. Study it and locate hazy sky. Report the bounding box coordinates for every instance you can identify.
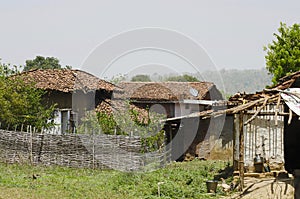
[0,0,299,77]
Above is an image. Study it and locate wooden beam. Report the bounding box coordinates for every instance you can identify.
[244,112,289,116]
[239,112,244,190]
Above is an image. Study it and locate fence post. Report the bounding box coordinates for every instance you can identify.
[92,129,95,169]
[29,125,33,165]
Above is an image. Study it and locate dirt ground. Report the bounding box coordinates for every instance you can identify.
[224,176,294,199]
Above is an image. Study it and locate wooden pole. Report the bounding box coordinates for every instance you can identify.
[92,129,95,170]
[30,125,33,165]
[233,114,238,171]
[239,112,244,190]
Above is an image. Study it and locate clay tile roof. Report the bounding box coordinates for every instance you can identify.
[115,81,216,101]
[96,99,150,124]
[17,69,116,92]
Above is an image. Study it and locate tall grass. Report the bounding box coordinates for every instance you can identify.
[0,160,229,199]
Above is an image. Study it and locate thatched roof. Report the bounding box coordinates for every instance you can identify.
[115,81,221,101]
[229,70,300,105]
[274,71,300,90]
[17,69,116,92]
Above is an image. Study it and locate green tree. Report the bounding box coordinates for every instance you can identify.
[0,60,55,130]
[264,22,300,84]
[77,102,166,152]
[165,74,199,82]
[23,56,71,71]
[131,74,151,82]
[109,74,127,84]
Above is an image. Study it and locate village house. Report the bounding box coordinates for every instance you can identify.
[115,81,223,117]
[180,71,300,191]
[19,69,116,134]
[225,71,300,174]
[112,81,226,161]
[18,72,229,162]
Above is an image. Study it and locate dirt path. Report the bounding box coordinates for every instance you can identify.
[225,176,294,199]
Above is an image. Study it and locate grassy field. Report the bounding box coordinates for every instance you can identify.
[0,160,231,199]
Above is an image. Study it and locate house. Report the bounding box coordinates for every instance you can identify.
[112,81,225,160]
[186,71,300,190]
[115,81,223,117]
[225,71,300,174]
[164,103,233,161]
[19,69,116,134]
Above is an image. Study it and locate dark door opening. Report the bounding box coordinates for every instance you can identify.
[284,105,300,173]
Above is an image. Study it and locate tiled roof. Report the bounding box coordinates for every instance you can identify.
[115,81,218,101]
[17,69,116,92]
[96,99,150,124]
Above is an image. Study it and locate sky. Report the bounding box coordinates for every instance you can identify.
[0,0,299,78]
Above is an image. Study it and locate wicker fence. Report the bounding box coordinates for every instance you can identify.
[0,128,170,171]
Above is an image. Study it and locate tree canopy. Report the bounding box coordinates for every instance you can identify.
[165,74,199,82]
[265,22,300,84]
[0,60,55,130]
[131,74,151,82]
[23,56,71,71]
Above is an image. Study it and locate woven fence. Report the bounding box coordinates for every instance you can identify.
[0,128,171,171]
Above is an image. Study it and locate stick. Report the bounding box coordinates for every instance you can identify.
[244,97,269,125]
[275,95,281,126]
[288,109,293,125]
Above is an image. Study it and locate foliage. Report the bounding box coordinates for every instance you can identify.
[23,56,71,71]
[0,59,20,76]
[108,74,127,84]
[76,111,103,134]
[165,74,199,82]
[112,103,166,152]
[97,111,119,135]
[131,74,151,82]
[0,60,55,130]
[0,160,229,199]
[77,101,166,152]
[264,22,300,84]
[141,129,165,153]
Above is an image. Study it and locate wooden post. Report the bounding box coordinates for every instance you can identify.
[169,124,172,162]
[239,112,244,190]
[92,129,95,170]
[233,114,238,171]
[30,125,33,165]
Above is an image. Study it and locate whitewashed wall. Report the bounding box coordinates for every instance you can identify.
[174,103,202,117]
[243,104,284,169]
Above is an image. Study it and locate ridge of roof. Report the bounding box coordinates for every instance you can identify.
[17,69,116,92]
[115,81,216,101]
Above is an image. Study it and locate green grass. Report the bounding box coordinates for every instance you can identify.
[0,160,230,199]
